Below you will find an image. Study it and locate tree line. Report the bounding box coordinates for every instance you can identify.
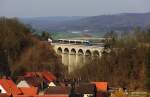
[72,28,150,91]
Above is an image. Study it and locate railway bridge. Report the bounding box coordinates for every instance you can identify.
[51,38,106,72]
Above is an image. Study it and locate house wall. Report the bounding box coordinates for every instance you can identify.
[0,85,7,93]
[84,94,93,97]
[48,82,56,87]
[17,80,30,88]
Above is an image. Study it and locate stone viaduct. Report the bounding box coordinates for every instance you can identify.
[51,39,105,72]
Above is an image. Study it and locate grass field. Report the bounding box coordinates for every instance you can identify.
[51,32,105,39]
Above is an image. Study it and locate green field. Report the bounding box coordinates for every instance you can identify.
[51,32,105,39]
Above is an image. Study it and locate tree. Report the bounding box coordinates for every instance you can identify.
[0,50,11,76]
[103,31,118,49]
[14,38,64,78]
[145,48,150,90]
[0,17,31,76]
[0,17,64,79]
[41,31,52,40]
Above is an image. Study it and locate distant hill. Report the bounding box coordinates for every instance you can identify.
[20,16,85,32]
[20,13,150,33]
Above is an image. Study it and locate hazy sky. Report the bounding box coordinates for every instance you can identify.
[0,0,150,17]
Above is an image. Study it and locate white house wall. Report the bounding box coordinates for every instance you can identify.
[0,85,7,93]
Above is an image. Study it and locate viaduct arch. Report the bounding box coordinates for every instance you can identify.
[53,43,104,73]
[57,47,102,56]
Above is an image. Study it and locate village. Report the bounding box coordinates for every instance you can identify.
[0,71,108,97]
[1,1,150,97]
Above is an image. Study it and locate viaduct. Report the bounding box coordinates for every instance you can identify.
[51,38,105,72]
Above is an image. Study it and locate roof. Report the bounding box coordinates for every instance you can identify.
[19,87,38,95]
[24,71,56,82]
[17,80,30,88]
[0,93,11,97]
[91,82,108,91]
[44,86,70,95]
[21,77,43,87]
[42,71,56,82]
[13,95,69,97]
[34,95,69,97]
[75,83,96,94]
[0,79,22,95]
[13,95,34,97]
[24,72,37,77]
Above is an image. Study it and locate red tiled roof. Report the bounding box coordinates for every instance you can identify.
[13,95,68,97]
[91,82,108,91]
[0,93,11,97]
[13,95,33,97]
[23,77,43,87]
[24,71,56,82]
[0,79,22,95]
[19,87,38,95]
[24,72,37,77]
[42,71,56,82]
[34,95,69,97]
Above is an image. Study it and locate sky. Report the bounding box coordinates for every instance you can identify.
[0,0,150,17]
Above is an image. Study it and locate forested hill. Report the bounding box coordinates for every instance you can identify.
[20,13,150,33]
[0,17,64,78]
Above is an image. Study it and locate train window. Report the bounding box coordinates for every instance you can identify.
[64,40,69,43]
[70,41,75,44]
[58,40,63,43]
[76,41,82,44]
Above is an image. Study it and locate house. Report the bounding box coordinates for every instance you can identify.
[44,86,70,95]
[44,81,96,97]
[96,91,108,97]
[0,93,11,97]
[48,82,56,87]
[34,96,68,97]
[44,86,82,97]
[13,96,68,97]
[24,72,37,77]
[75,83,96,97]
[91,82,108,97]
[19,87,38,95]
[91,82,108,92]
[22,71,56,87]
[0,79,38,96]
[17,72,60,94]
[48,38,52,43]
[0,79,22,95]
[13,95,37,97]
[41,71,56,83]
[41,71,57,87]
[24,71,56,82]
[17,76,47,92]
[17,80,30,88]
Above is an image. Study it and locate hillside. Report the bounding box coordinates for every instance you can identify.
[0,17,64,78]
[20,16,84,32]
[20,13,150,33]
